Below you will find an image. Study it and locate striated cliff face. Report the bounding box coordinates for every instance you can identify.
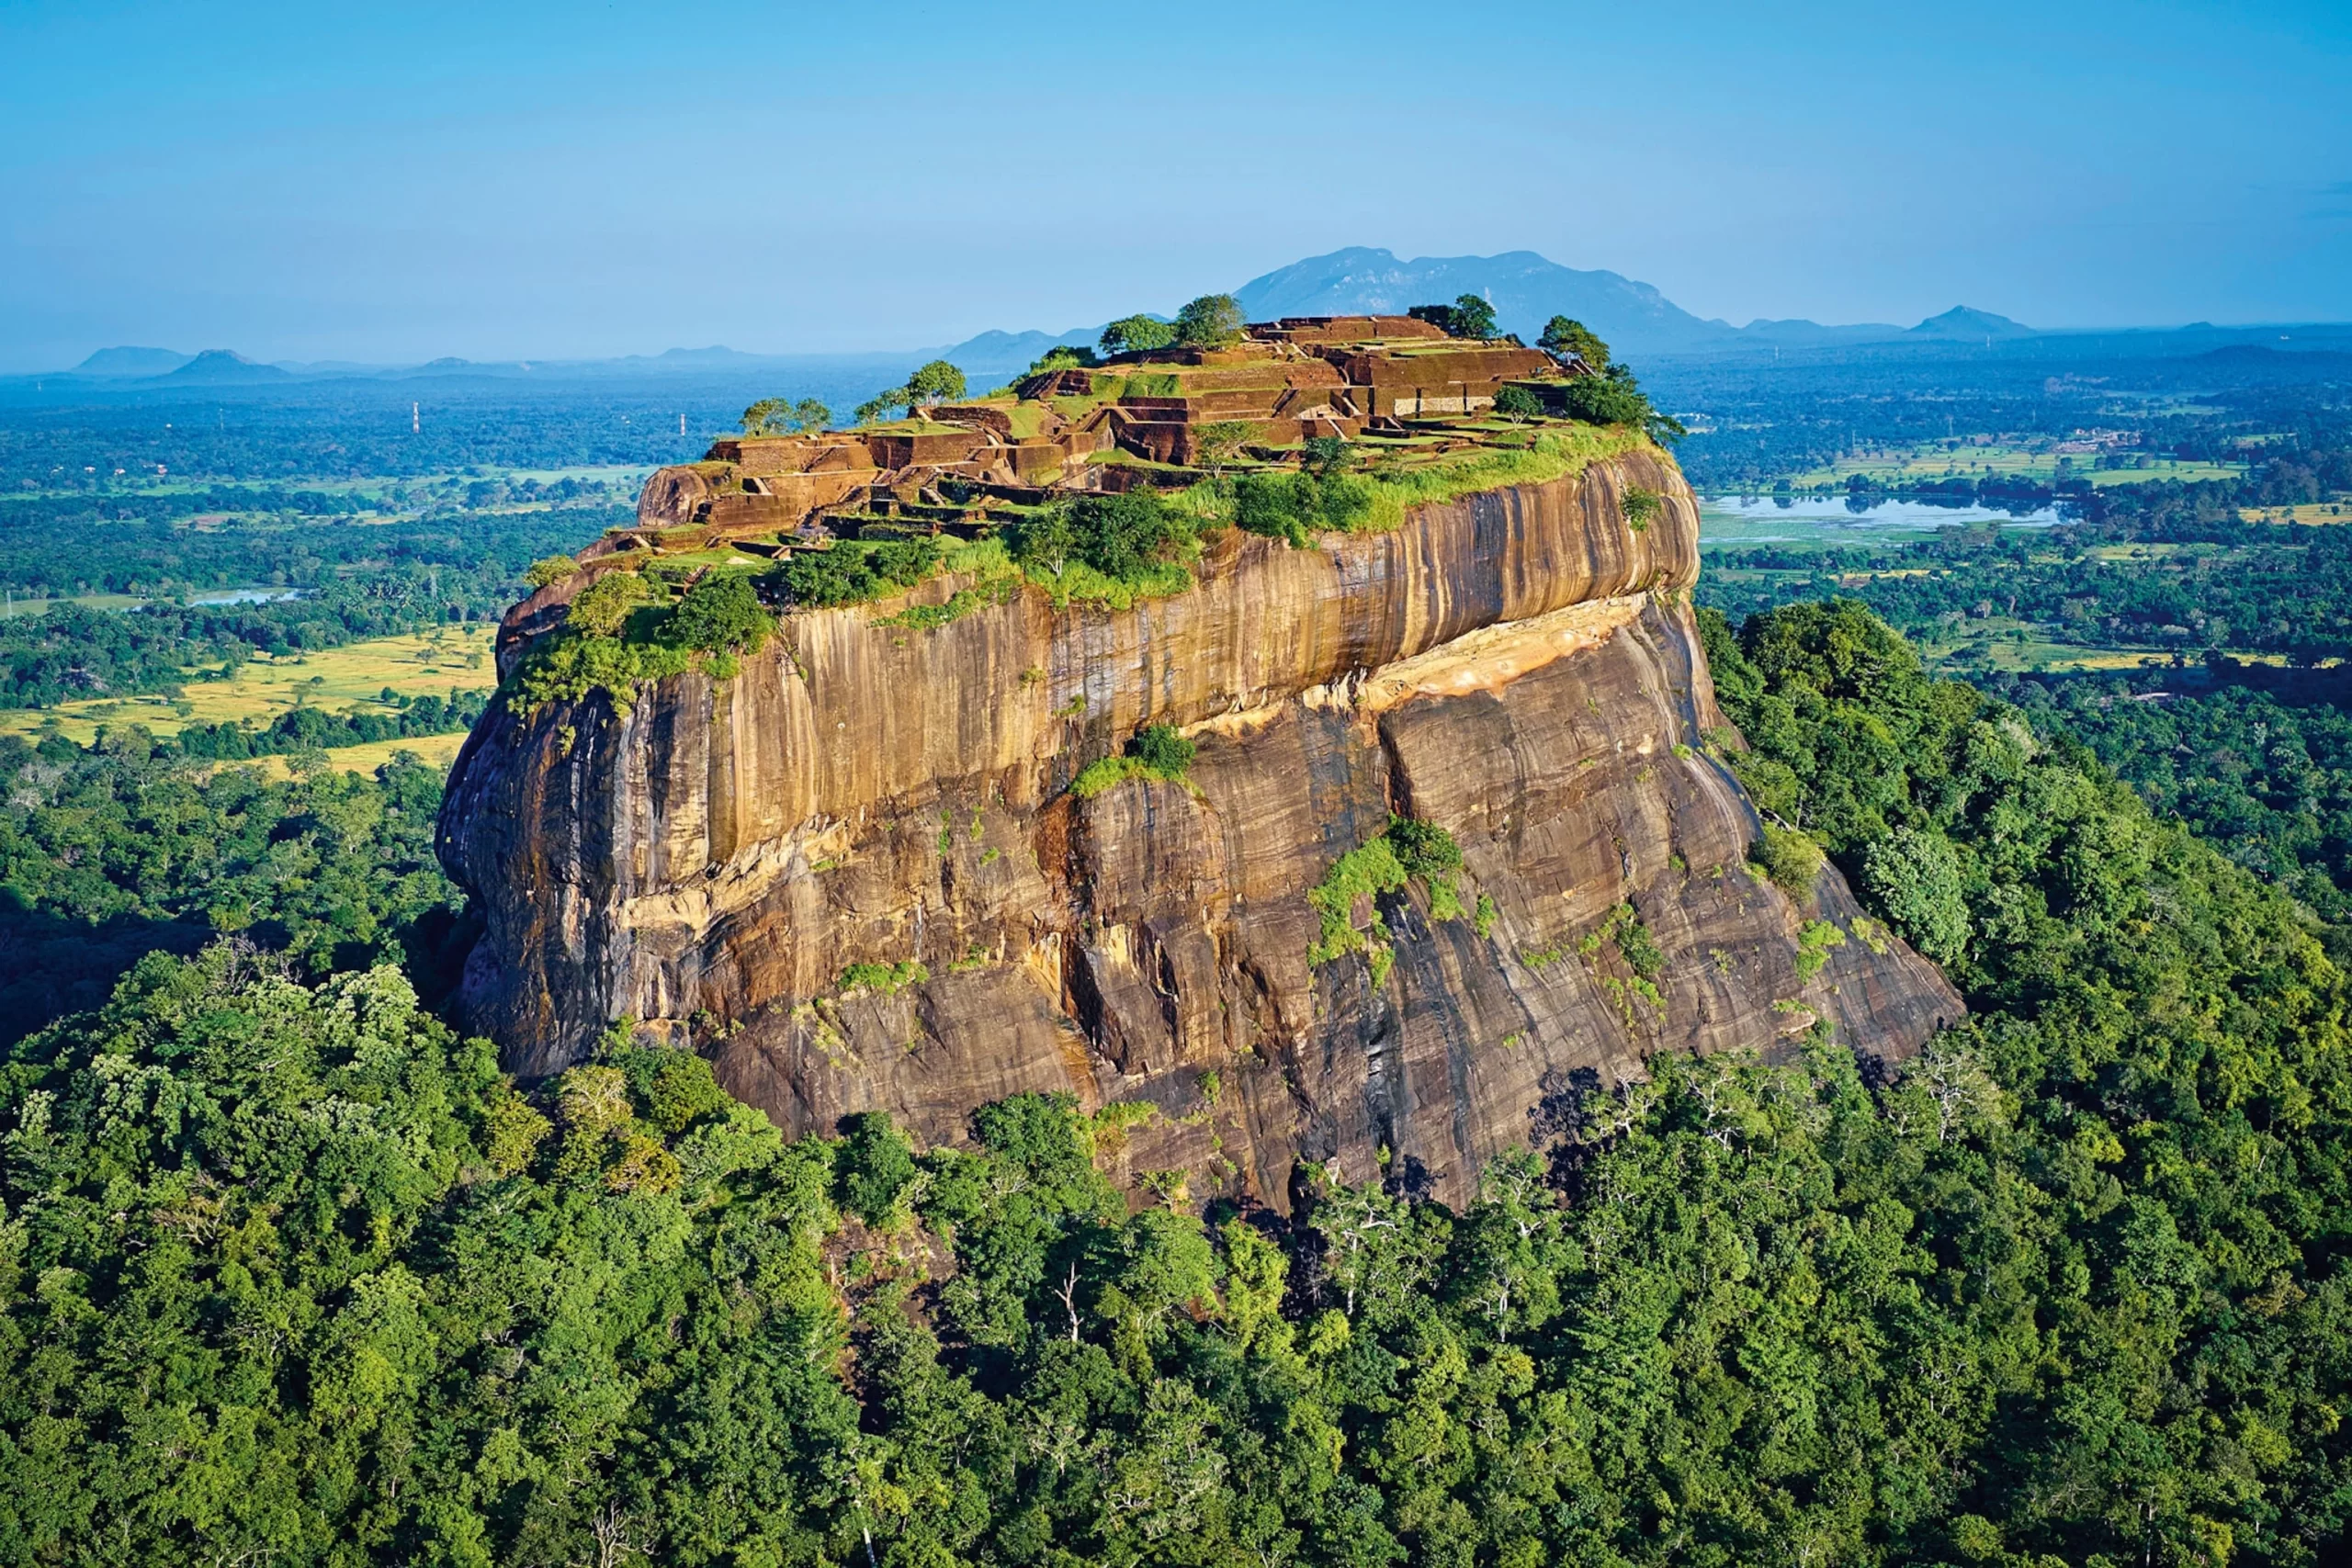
[440,450,1959,1209]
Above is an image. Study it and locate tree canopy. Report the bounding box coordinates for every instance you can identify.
[1171,294,1245,349]
[1538,315,1611,367]
[908,359,967,408]
[1099,315,1176,356]
[1409,295,1499,340]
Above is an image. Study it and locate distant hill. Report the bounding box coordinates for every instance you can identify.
[940,327,1102,376]
[1906,306,2036,341]
[1734,318,1906,347]
[1232,247,1739,356]
[75,346,192,377]
[164,350,290,384]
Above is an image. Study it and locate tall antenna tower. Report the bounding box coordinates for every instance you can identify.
[412,401,420,434]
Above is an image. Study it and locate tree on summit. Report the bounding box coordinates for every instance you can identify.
[907,359,967,409]
[1410,294,1498,339]
[1100,313,1176,356]
[853,362,966,423]
[1172,294,1245,348]
[1449,292,1498,339]
[740,396,831,435]
[1538,315,1611,369]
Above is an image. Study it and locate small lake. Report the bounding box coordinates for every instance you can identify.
[1700,494,2064,548]
[186,587,305,606]
[0,586,311,619]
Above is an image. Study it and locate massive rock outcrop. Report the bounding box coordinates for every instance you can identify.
[440,449,1959,1208]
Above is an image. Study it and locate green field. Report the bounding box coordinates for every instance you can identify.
[2242,502,2352,525]
[0,592,149,618]
[1906,616,2317,676]
[1776,442,2245,492]
[0,626,497,748]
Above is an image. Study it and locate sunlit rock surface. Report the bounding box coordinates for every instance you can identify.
[440,450,1959,1208]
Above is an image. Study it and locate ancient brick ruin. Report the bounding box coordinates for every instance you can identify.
[628,314,1577,543]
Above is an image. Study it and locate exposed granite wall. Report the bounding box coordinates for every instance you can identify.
[439,451,1960,1208]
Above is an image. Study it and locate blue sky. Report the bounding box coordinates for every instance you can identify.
[2,0,2346,368]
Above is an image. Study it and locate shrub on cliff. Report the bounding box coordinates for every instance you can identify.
[564,570,655,637]
[1307,814,1474,983]
[524,553,578,588]
[1622,483,1661,530]
[772,536,940,608]
[1010,491,1190,597]
[1234,472,1318,547]
[1494,384,1544,422]
[1753,820,1826,896]
[662,571,773,655]
[515,566,779,715]
[1070,491,1181,580]
[1072,722,1197,798]
[1560,362,1688,445]
[1532,310,1682,445]
[1234,468,1374,547]
[506,627,690,716]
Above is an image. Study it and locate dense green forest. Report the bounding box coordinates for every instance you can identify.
[1996,677,2352,924]
[0,737,466,1044]
[3,604,2347,1566]
[0,591,479,709]
[0,490,629,599]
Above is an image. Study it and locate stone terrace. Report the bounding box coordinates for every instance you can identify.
[618,314,1586,550]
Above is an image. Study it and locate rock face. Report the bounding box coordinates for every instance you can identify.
[440,450,1960,1209]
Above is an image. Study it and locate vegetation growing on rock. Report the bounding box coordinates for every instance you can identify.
[1307,814,1473,985]
[1071,722,1198,800]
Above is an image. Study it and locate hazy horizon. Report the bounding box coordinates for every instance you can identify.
[4,0,2346,372]
[38,280,2352,380]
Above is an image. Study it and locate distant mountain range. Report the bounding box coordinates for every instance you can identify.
[1229,247,1742,354]
[43,246,2352,389]
[1219,247,2057,356]
[74,346,197,377]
